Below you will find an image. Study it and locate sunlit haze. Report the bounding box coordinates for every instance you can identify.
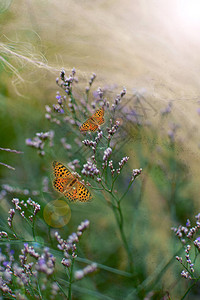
[176,0,200,28]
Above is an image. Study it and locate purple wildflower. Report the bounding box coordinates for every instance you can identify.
[75,263,97,280]
[160,102,172,115]
[116,156,129,174]
[56,220,90,270]
[103,147,112,162]
[7,209,15,228]
[82,160,100,178]
[107,121,120,138]
[131,168,142,181]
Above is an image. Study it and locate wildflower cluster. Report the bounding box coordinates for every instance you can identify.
[111,87,126,110]
[82,129,103,157]
[74,263,97,280]
[82,160,100,178]
[26,131,54,156]
[116,156,129,174]
[56,67,77,95]
[131,168,143,181]
[55,220,89,258]
[0,243,58,298]
[102,147,112,168]
[45,104,62,124]
[0,216,97,298]
[86,73,96,95]
[1,197,41,241]
[55,220,97,282]
[11,197,40,222]
[172,213,200,281]
[107,120,120,139]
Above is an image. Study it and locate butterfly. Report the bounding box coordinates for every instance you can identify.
[79,107,105,132]
[52,161,92,202]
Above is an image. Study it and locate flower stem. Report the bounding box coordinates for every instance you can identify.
[181,277,200,300]
[68,257,75,300]
[102,182,134,273]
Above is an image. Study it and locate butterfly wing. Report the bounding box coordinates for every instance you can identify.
[64,181,92,202]
[52,161,74,180]
[77,181,92,202]
[53,177,71,193]
[64,181,79,202]
[79,118,98,132]
[80,107,104,132]
[92,107,104,125]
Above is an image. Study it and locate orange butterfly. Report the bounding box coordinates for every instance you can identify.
[52,161,92,202]
[79,107,104,132]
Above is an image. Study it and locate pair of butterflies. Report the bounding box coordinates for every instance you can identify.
[52,107,104,202]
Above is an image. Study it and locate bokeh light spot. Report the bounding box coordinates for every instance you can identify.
[43,200,71,228]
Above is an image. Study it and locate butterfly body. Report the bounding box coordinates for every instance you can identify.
[80,107,105,132]
[52,161,91,202]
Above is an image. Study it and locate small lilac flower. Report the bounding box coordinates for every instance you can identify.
[27,198,40,216]
[74,270,84,280]
[131,168,142,181]
[95,130,103,143]
[38,258,45,267]
[107,121,120,138]
[108,160,115,175]
[89,73,96,86]
[74,263,97,281]
[60,138,72,150]
[103,147,112,162]
[186,219,191,227]
[116,156,129,174]
[97,87,103,99]
[45,113,51,120]
[61,258,71,268]
[45,105,52,113]
[8,209,15,228]
[160,102,172,115]
[56,92,62,101]
[71,67,76,76]
[181,270,191,279]
[3,261,9,267]
[12,198,21,211]
[176,256,182,263]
